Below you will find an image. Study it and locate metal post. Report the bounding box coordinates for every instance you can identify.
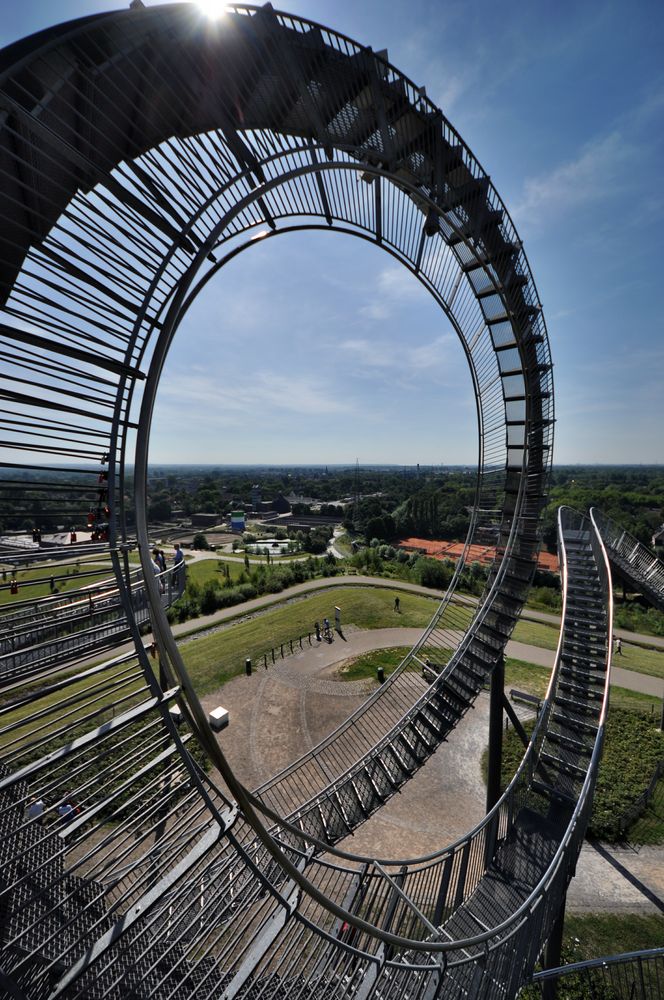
[486,653,505,813]
[542,895,566,1000]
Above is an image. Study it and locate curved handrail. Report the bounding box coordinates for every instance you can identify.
[131,505,610,973]
[532,945,664,979]
[0,4,558,995]
[593,506,664,610]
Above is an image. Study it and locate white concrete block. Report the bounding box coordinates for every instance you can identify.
[209,706,230,732]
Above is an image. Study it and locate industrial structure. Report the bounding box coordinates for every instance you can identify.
[0,4,662,998]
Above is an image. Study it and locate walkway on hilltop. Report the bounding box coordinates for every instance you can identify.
[203,624,664,917]
[175,567,664,650]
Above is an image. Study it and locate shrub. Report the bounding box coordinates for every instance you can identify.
[498,709,663,843]
[416,557,452,590]
[589,710,663,841]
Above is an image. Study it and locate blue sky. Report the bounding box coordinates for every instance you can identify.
[3,1,663,465]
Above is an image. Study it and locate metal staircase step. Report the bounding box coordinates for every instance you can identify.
[554,693,600,718]
[540,751,588,780]
[558,678,603,702]
[547,730,592,756]
[559,666,605,688]
[348,777,370,816]
[407,716,437,752]
[531,778,577,807]
[363,762,390,801]
[415,706,445,739]
[551,709,598,737]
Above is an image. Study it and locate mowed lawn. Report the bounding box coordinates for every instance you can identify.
[0,562,116,606]
[512,616,664,681]
[185,558,246,586]
[179,586,438,695]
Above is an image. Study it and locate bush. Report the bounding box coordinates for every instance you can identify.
[200,581,221,615]
[498,709,664,843]
[530,585,562,610]
[415,557,452,590]
[192,533,209,550]
[589,710,663,841]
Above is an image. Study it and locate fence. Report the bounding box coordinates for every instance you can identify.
[258,631,316,669]
[619,759,664,836]
[531,947,664,999]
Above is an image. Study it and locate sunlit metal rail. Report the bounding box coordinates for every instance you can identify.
[0,4,562,997]
[593,507,664,612]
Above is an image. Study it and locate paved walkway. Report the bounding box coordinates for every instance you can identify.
[181,562,664,649]
[203,628,664,916]
[171,573,663,697]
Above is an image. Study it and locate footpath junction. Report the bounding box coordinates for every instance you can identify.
[0,5,662,998]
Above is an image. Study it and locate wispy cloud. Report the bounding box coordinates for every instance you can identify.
[358,264,428,322]
[339,332,461,385]
[158,370,352,423]
[511,131,632,229]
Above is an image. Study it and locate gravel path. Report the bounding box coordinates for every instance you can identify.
[201,627,664,915]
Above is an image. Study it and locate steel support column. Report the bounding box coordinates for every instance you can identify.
[542,893,567,1000]
[486,653,505,813]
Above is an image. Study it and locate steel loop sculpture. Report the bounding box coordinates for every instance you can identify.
[1,6,622,999]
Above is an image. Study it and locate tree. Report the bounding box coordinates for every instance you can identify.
[148,497,172,522]
[192,532,209,550]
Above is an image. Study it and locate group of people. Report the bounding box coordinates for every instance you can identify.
[26,794,80,825]
[151,542,185,593]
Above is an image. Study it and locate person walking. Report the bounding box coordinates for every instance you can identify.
[172,543,184,588]
[394,596,400,612]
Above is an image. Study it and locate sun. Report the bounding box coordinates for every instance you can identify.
[196,0,228,19]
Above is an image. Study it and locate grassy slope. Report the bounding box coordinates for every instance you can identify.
[179,586,437,694]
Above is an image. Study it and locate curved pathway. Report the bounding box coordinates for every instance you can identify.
[174,569,664,651]
[202,626,664,916]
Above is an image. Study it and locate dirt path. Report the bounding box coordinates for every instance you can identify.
[201,629,664,915]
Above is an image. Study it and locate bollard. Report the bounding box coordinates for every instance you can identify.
[377,666,385,684]
[245,658,252,676]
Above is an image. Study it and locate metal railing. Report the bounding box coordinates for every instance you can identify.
[593,508,664,610]
[0,4,561,997]
[531,947,664,999]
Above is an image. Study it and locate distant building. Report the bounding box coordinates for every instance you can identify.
[285,492,316,507]
[230,511,246,532]
[251,484,261,508]
[272,494,291,514]
[191,513,220,527]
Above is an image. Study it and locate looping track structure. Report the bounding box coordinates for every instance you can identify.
[0,5,625,998]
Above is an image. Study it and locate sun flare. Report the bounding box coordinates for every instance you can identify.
[196,0,228,20]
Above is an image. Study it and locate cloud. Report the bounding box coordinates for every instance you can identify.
[358,263,428,322]
[339,332,461,384]
[157,370,353,423]
[511,131,632,229]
